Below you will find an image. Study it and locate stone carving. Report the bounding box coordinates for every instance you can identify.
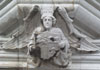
[24,6,97,67]
[27,5,70,67]
[23,4,100,68]
[1,4,100,69]
[56,6,99,52]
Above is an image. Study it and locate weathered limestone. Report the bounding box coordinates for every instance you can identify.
[0,0,100,70]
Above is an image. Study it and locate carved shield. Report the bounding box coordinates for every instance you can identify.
[36,31,61,60]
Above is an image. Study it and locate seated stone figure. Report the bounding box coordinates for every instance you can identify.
[28,9,70,67]
[26,5,99,68]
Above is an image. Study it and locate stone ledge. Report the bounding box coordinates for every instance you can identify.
[0,62,100,70]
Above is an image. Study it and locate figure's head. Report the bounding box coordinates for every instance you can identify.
[40,5,56,29]
[41,15,56,29]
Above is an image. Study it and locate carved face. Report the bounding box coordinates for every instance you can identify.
[43,16,53,29]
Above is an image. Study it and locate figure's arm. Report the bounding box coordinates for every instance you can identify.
[28,27,42,66]
[56,28,70,50]
[57,6,87,39]
[28,30,36,51]
[28,27,43,50]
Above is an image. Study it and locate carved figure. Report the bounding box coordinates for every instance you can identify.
[24,5,99,68]
[27,5,70,67]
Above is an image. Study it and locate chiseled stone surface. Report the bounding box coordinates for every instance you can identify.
[0,50,100,70]
[0,0,100,70]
